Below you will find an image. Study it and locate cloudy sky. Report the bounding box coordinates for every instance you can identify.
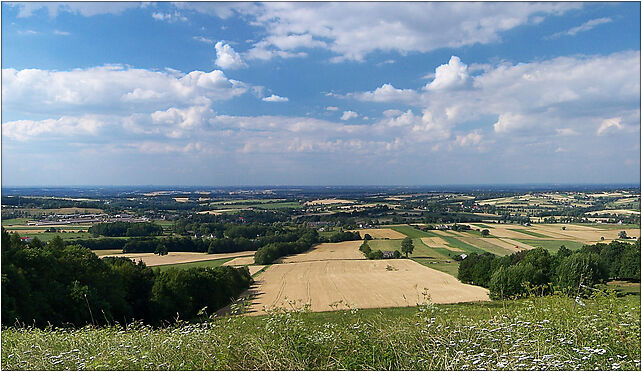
[2,2,640,186]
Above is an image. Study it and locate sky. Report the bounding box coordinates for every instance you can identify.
[1,1,640,186]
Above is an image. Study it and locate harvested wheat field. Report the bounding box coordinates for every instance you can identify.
[224,256,256,266]
[277,241,364,263]
[103,251,255,266]
[355,228,407,239]
[420,237,456,250]
[245,259,489,314]
[532,224,640,243]
[499,238,535,251]
[240,241,489,315]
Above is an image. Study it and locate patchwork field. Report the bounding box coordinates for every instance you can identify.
[304,198,354,206]
[355,228,407,239]
[103,251,255,266]
[241,241,489,315]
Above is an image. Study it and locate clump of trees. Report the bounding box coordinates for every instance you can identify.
[1,229,252,327]
[88,222,163,237]
[458,239,640,300]
[254,228,321,264]
[359,240,402,260]
[327,230,361,243]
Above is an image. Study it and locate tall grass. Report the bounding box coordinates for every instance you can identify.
[3,291,639,370]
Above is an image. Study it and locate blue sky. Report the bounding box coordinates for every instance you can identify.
[2,2,640,186]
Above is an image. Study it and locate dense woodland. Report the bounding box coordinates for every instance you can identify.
[1,229,252,327]
[458,239,641,299]
[88,222,164,237]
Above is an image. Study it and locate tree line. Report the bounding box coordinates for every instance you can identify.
[458,239,640,299]
[253,229,361,264]
[1,229,252,327]
[88,221,164,237]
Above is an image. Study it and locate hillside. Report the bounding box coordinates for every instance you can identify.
[3,292,639,370]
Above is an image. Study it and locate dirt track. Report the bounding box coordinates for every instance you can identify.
[242,241,489,315]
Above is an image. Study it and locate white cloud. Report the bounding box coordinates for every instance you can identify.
[191,2,579,62]
[214,41,248,69]
[326,106,339,111]
[193,36,214,44]
[53,30,70,36]
[455,131,483,147]
[493,113,531,133]
[2,66,248,116]
[151,11,187,22]
[353,83,419,103]
[262,94,289,102]
[349,51,640,140]
[9,2,140,18]
[341,111,358,120]
[426,56,470,91]
[551,17,612,38]
[3,115,104,141]
[597,117,623,135]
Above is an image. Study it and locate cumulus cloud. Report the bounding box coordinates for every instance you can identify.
[426,56,470,91]
[214,41,248,69]
[184,2,579,62]
[3,115,105,141]
[326,106,339,111]
[493,113,531,133]
[262,94,289,102]
[349,51,640,139]
[353,84,419,103]
[341,111,358,120]
[2,65,248,116]
[455,130,483,147]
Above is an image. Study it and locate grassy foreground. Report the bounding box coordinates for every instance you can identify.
[2,292,639,370]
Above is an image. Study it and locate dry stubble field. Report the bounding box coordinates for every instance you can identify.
[103,250,255,266]
[242,241,489,315]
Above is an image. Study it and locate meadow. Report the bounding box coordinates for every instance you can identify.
[3,291,638,370]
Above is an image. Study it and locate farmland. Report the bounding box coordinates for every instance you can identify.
[239,240,489,315]
[1,185,640,371]
[103,251,256,267]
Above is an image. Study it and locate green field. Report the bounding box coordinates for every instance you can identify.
[580,223,641,230]
[507,228,551,238]
[11,232,94,242]
[389,225,439,238]
[0,218,31,226]
[155,257,239,271]
[3,293,638,370]
[412,258,459,277]
[246,201,302,210]
[514,239,586,253]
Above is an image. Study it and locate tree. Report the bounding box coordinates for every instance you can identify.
[555,252,607,292]
[618,230,628,239]
[481,229,490,237]
[393,250,402,259]
[401,237,414,258]
[155,244,168,256]
[364,234,373,241]
[359,241,371,258]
